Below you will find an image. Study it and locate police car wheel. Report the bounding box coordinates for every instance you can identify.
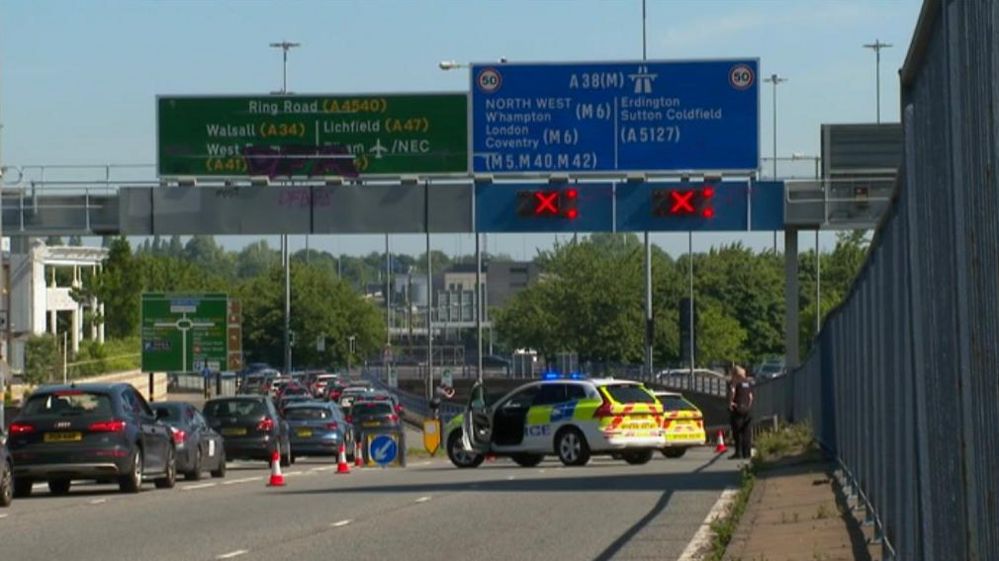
[555,428,590,467]
[447,431,484,469]
[662,447,687,459]
[622,450,654,465]
[511,454,544,468]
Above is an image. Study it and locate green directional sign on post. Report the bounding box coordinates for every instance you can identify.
[141,293,229,372]
[157,93,468,177]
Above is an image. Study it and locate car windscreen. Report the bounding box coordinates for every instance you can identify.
[284,407,331,420]
[657,395,698,412]
[352,403,394,418]
[602,384,656,404]
[22,391,113,417]
[204,399,267,418]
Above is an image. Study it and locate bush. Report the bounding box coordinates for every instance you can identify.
[24,334,60,385]
[68,337,140,378]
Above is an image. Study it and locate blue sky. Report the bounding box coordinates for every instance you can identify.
[0,0,921,259]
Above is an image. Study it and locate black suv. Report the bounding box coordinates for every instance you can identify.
[203,396,293,466]
[7,383,177,496]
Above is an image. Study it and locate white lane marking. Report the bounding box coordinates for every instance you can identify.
[506,475,516,480]
[0,513,9,519]
[415,461,431,466]
[538,469,546,473]
[182,483,217,491]
[331,519,353,527]
[676,487,739,561]
[312,466,336,472]
[222,477,262,485]
[89,498,107,505]
[415,496,431,503]
[216,550,249,560]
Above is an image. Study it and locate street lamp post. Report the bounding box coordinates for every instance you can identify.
[269,41,299,376]
[863,40,892,124]
[764,73,787,253]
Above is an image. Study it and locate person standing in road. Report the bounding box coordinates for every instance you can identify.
[729,365,754,459]
[726,363,740,458]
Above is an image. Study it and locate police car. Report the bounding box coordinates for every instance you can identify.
[653,391,707,458]
[445,375,666,468]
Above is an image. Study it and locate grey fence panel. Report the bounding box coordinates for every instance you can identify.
[754,2,999,559]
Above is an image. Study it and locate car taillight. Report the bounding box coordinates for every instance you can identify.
[388,414,399,423]
[89,420,127,433]
[257,418,275,431]
[9,422,35,435]
[345,415,352,423]
[593,397,614,418]
[663,419,674,430]
[395,404,404,414]
[325,422,339,430]
[170,427,186,445]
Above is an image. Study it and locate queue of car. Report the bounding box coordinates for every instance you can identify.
[0,368,708,507]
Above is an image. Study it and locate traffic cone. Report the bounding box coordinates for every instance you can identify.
[267,449,286,487]
[714,430,728,454]
[354,440,364,467]
[336,442,351,474]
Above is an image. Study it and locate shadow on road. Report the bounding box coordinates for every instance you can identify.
[280,468,737,496]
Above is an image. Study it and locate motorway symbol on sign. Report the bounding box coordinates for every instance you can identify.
[470,60,759,174]
[369,434,398,466]
[157,94,468,177]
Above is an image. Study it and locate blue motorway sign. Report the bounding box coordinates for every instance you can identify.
[369,434,398,466]
[475,183,614,233]
[470,60,759,174]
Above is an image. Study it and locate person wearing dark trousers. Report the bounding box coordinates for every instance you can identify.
[726,364,740,459]
[729,365,754,460]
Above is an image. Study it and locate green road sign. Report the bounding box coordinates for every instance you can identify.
[141,293,228,372]
[157,93,468,177]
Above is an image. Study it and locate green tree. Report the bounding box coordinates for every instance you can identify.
[236,240,280,279]
[91,237,142,338]
[184,235,234,279]
[24,334,60,385]
[238,263,384,368]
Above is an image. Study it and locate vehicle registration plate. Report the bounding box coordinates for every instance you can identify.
[44,432,82,443]
[296,429,313,438]
[362,421,381,428]
[222,427,248,436]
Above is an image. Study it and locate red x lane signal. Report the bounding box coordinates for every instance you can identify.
[652,185,716,218]
[534,191,559,215]
[517,187,579,220]
[669,191,695,214]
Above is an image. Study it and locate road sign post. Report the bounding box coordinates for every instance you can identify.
[157,94,468,177]
[470,60,759,174]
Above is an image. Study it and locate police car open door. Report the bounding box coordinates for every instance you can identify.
[461,381,492,453]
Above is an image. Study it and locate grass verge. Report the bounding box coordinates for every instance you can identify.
[707,465,756,561]
[706,422,816,561]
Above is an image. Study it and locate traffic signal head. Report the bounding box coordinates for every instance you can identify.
[517,187,579,220]
[651,185,716,218]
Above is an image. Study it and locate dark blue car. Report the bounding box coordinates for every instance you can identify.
[7,383,176,496]
[154,402,227,480]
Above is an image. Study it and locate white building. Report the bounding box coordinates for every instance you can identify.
[2,240,107,373]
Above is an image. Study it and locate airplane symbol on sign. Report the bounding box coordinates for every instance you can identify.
[370,138,388,159]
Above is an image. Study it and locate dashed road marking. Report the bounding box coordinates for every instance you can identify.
[0,513,9,519]
[182,483,217,491]
[415,496,431,503]
[89,498,107,505]
[215,550,249,559]
[222,477,262,485]
[331,519,353,527]
[506,475,516,480]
